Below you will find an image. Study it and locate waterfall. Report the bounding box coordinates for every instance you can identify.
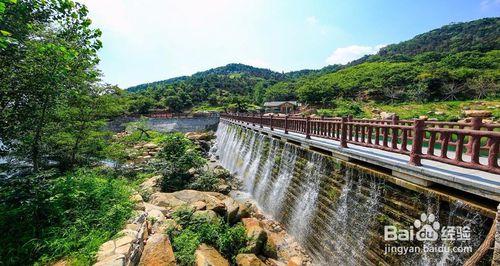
[286,152,324,242]
[215,121,493,266]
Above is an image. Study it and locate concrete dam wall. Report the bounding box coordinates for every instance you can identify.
[214,121,496,265]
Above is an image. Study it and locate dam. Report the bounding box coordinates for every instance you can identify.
[214,118,499,265]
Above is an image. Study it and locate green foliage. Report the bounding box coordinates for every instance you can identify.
[0,169,133,265]
[188,171,220,191]
[0,0,128,172]
[153,133,206,191]
[169,207,249,265]
[317,100,363,117]
[171,229,200,266]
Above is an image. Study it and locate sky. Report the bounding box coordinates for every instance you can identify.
[78,0,500,88]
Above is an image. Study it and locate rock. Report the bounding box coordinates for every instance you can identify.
[185,131,215,141]
[380,112,396,120]
[125,223,139,231]
[172,190,226,214]
[156,219,180,233]
[130,193,144,203]
[236,202,252,221]
[140,175,161,191]
[242,218,267,254]
[149,193,188,209]
[114,235,134,249]
[418,115,428,120]
[195,244,229,266]
[147,209,166,224]
[223,197,239,224]
[144,203,169,216]
[138,233,176,266]
[464,110,492,117]
[263,231,284,259]
[118,229,138,239]
[94,254,126,266]
[265,258,286,266]
[143,143,158,149]
[134,202,146,211]
[434,111,444,115]
[217,184,231,194]
[286,256,303,266]
[192,200,207,210]
[192,210,219,223]
[96,240,116,261]
[235,253,266,266]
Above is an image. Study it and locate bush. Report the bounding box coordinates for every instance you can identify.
[188,171,220,191]
[0,169,133,265]
[171,230,200,266]
[169,207,249,265]
[153,133,206,192]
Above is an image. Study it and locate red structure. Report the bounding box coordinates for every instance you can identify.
[221,113,500,174]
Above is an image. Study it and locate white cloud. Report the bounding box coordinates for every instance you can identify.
[306,16,318,25]
[480,0,500,10]
[325,44,386,65]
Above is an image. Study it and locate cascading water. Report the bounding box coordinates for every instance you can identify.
[214,121,493,266]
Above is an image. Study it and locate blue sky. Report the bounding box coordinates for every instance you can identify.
[79,0,500,88]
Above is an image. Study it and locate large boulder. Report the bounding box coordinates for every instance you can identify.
[223,197,239,224]
[235,254,266,266]
[149,193,188,209]
[195,244,229,266]
[185,131,215,141]
[139,175,162,199]
[139,233,176,266]
[242,218,267,254]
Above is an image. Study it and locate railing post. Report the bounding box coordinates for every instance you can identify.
[252,113,255,126]
[284,115,289,134]
[341,117,348,148]
[348,115,353,141]
[466,117,482,156]
[305,116,311,139]
[260,113,263,128]
[391,115,399,149]
[270,114,274,131]
[409,119,425,166]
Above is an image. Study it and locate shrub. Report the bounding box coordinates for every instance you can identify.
[169,207,249,265]
[171,229,200,266]
[188,171,220,191]
[153,133,206,192]
[0,169,133,265]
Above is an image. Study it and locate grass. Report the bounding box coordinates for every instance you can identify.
[0,169,134,265]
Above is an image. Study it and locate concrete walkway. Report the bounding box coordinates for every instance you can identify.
[224,119,500,202]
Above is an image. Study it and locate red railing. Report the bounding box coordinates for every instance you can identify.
[221,113,500,174]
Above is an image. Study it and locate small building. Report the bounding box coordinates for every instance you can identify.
[263,101,299,114]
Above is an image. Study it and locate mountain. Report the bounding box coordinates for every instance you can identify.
[126,17,499,114]
[285,17,500,105]
[127,63,285,92]
[378,17,500,57]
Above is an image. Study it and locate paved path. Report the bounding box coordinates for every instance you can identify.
[223,119,500,202]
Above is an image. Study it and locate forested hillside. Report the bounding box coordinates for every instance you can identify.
[127,17,499,113]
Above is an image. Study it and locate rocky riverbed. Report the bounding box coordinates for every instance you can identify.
[92,131,312,266]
